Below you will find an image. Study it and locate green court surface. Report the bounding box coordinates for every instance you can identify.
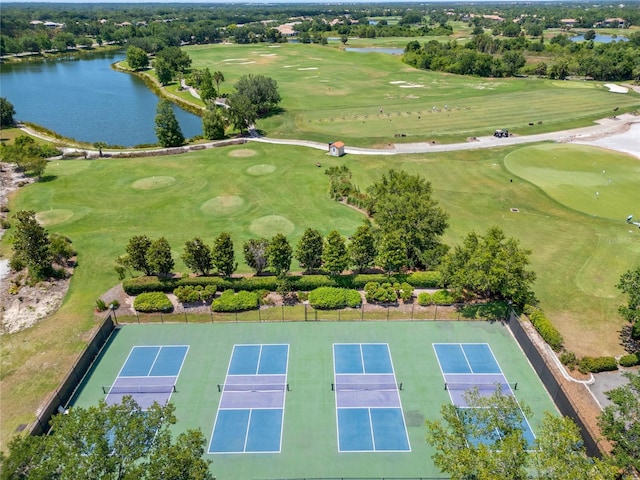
[72,321,557,479]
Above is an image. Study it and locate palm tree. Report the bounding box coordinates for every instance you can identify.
[212,70,225,98]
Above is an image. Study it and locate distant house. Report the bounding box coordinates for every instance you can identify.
[328,141,345,157]
[603,17,626,28]
[560,18,577,28]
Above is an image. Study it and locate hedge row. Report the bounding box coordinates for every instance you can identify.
[618,353,640,367]
[524,305,564,352]
[417,290,460,306]
[173,285,217,303]
[211,290,259,312]
[308,287,361,310]
[133,292,174,313]
[578,356,618,374]
[123,271,444,296]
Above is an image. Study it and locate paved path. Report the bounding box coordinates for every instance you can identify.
[18,113,640,159]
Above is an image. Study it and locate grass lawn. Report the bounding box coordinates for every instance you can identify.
[2,140,639,450]
[184,42,640,147]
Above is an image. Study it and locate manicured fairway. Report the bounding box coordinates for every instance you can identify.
[185,43,640,146]
[71,321,557,479]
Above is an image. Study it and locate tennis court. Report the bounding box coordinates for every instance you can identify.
[433,342,536,447]
[71,321,557,479]
[104,345,188,409]
[209,344,289,453]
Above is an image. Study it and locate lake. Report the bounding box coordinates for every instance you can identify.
[0,50,202,147]
[570,34,629,43]
[345,47,404,55]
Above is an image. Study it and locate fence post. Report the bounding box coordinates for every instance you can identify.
[235,311,238,322]
[411,302,414,321]
[136,311,140,323]
[258,307,261,322]
[338,309,341,321]
[434,304,438,321]
[315,309,317,322]
[184,311,188,323]
[282,305,284,322]
[361,304,364,321]
[160,313,163,324]
[387,306,390,321]
[304,304,307,321]
[210,310,213,323]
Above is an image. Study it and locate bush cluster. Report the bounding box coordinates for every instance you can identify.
[577,356,618,374]
[364,282,397,304]
[618,353,640,367]
[308,287,361,310]
[123,272,442,296]
[173,285,217,303]
[632,322,640,341]
[418,290,459,306]
[211,290,259,312]
[524,305,564,352]
[133,292,174,313]
[559,351,578,370]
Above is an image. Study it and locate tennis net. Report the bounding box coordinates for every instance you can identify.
[332,382,402,392]
[102,384,176,394]
[444,382,517,391]
[218,383,290,392]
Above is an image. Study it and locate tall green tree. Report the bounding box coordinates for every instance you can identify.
[155,100,184,147]
[154,57,174,86]
[322,230,349,276]
[243,238,269,275]
[126,45,149,71]
[295,228,324,273]
[376,231,407,275]
[10,210,52,280]
[155,46,191,73]
[212,70,225,97]
[182,237,213,276]
[211,232,237,277]
[234,74,281,117]
[126,235,153,276]
[440,226,536,306]
[616,266,640,324]
[0,97,15,127]
[199,68,216,102]
[348,221,376,272]
[146,237,174,277]
[268,233,292,276]
[202,103,227,140]
[598,371,640,476]
[227,92,257,133]
[0,398,212,480]
[366,169,448,269]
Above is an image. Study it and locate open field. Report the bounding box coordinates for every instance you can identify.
[185,42,640,146]
[71,322,556,479]
[2,139,639,450]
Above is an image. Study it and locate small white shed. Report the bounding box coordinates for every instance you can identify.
[328,141,345,157]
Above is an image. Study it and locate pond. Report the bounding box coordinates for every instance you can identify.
[0,50,202,147]
[570,34,629,43]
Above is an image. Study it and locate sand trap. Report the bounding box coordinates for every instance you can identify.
[400,84,423,88]
[246,164,276,176]
[298,67,318,71]
[389,81,407,84]
[260,53,278,57]
[229,148,257,158]
[284,65,299,68]
[237,61,256,65]
[36,209,74,226]
[250,215,295,237]
[604,83,628,94]
[200,196,246,215]
[223,58,249,62]
[131,176,176,190]
[573,123,640,160]
[268,46,281,48]
[305,75,319,79]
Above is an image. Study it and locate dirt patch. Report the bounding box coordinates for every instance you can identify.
[228,148,257,158]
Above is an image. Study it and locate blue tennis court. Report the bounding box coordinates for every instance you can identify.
[433,343,536,447]
[333,343,410,452]
[209,344,289,454]
[105,345,188,409]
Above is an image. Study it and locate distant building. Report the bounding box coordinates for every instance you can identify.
[328,141,345,157]
[560,18,577,28]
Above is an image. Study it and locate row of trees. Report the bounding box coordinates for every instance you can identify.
[0,134,59,179]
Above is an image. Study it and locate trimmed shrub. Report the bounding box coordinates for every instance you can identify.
[308,287,361,309]
[297,291,309,302]
[559,351,578,370]
[397,282,414,303]
[174,285,216,303]
[431,289,458,306]
[364,282,397,304]
[406,271,443,288]
[578,356,618,374]
[524,305,564,352]
[124,276,177,295]
[349,274,396,289]
[95,298,107,312]
[417,292,431,306]
[134,292,174,313]
[212,290,259,312]
[294,275,337,291]
[619,353,640,367]
[632,321,640,341]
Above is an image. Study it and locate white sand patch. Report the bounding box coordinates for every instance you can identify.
[236,61,256,65]
[400,84,424,88]
[305,76,319,79]
[223,58,249,62]
[604,83,628,94]
[298,67,318,71]
[0,259,8,282]
[389,81,407,84]
[284,65,299,68]
[260,53,278,57]
[268,45,281,48]
[573,123,640,160]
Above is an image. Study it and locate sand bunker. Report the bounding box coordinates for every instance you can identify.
[36,209,74,226]
[200,196,246,216]
[260,53,278,57]
[246,164,276,176]
[284,65,299,68]
[131,176,176,190]
[249,215,295,237]
[229,148,257,158]
[223,58,249,62]
[298,67,318,71]
[400,84,423,88]
[604,83,628,94]
[389,81,407,84]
